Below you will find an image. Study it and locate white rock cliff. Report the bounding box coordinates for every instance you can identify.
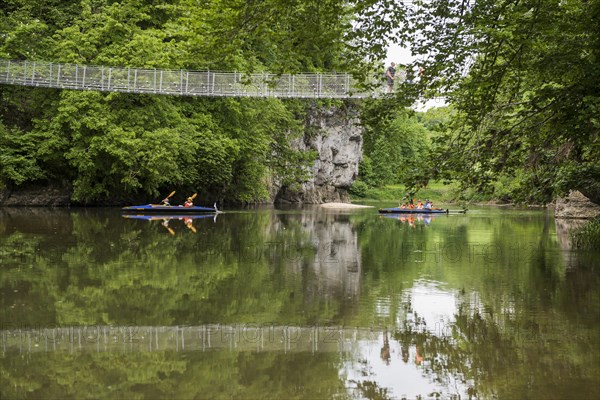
[275,103,363,203]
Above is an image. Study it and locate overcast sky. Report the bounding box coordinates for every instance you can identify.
[385,44,413,67]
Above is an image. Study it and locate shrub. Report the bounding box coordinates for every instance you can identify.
[570,217,600,250]
[349,180,369,197]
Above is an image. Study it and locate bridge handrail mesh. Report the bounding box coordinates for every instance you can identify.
[0,59,383,99]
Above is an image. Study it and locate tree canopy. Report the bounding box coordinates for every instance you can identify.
[386,0,599,204]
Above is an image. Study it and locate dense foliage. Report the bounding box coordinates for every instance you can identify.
[352,0,600,205]
[2,0,598,206]
[0,0,356,203]
[351,0,600,206]
[352,100,453,198]
[571,216,600,250]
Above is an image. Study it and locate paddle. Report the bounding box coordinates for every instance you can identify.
[447,209,468,214]
[161,219,175,236]
[185,219,197,233]
[190,193,197,200]
[157,191,176,206]
[427,208,467,214]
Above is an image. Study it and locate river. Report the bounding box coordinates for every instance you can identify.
[1,205,598,399]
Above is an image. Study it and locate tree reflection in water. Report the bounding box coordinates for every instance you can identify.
[0,206,598,399]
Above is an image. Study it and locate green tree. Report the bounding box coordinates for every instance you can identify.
[389,0,600,204]
[358,100,433,189]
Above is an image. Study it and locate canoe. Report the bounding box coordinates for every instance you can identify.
[122,204,217,213]
[378,207,448,214]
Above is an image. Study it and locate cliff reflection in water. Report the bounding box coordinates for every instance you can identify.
[1,206,599,399]
[272,210,362,299]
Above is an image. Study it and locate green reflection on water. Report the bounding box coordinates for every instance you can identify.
[1,206,598,399]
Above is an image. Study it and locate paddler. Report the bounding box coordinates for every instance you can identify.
[161,191,175,206]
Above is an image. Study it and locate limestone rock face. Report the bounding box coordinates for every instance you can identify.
[555,190,600,219]
[275,103,363,204]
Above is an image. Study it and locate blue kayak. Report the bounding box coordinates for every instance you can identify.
[122,204,217,213]
[378,207,448,214]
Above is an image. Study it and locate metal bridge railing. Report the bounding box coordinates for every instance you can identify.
[0,59,376,99]
[1,325,385,354]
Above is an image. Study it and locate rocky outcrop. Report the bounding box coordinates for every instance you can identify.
[0,182,71,206]
[555,190,600,219]
[275,102,363,204]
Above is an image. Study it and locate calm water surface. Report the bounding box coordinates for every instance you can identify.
[1,205,599,399]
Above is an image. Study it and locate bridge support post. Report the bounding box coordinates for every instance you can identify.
[318,73,322,98]
[345,73,349,96]
[180,70,183,95]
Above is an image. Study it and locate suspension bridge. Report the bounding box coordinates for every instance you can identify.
[0,59,404,99]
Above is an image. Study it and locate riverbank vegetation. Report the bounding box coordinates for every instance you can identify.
[349,181,458,203]
[1,0,598,209]
[350,104,523,204]
[349,103,459,202]
[384,0,600,206]
[571,217,600,250]
[350,0,599,208]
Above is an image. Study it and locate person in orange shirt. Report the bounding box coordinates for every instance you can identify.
[380,329,391,365]
[415,345,424,365]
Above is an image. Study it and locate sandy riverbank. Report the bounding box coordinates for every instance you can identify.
[319,202,374,209]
